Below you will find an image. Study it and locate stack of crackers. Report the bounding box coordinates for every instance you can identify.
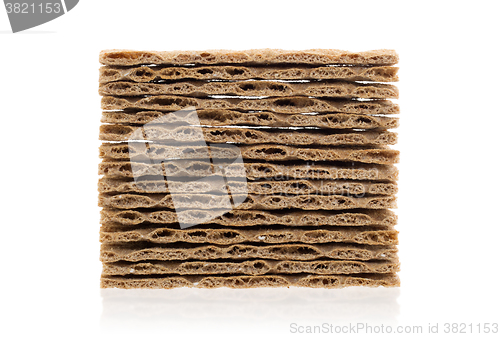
[98,49,400,289]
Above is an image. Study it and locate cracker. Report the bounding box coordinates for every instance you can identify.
[99,49,398,66]
[98,178,397,196]
[99,143,399,165]
[99,65,399,83]
[98,193,396,210]
[101,110,399,129]
[99,49,399,66]
[101,95,399,115]
[98,161,399,181]
[100,125,397,146]
[100,208,396,227]
[101,273,400,289]
[100,242,398,262]
[100,226,398,246]
[102,259,400,276]
[99,81,398,99]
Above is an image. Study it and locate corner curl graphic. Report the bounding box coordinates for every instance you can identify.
[4,0,79,33]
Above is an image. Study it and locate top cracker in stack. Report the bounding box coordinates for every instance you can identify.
[98,49,400,289]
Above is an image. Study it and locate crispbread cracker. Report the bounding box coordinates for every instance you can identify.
[100,226,398,245]
[99,143,399,165]
[100,242,398,262]
[102,110,399,129]
[101,273,400,289]
[101,95,399,115]
[99,81,398,99]
[100,125,397,146]
[100,209,397,227]
[98,193,396,210]
[99,49,398,66]
[102,259,400,276]
[99,65,399,83]
[98,161,399,181]
[98,178,397,196]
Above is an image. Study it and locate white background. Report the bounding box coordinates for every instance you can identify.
[1,1,499,336]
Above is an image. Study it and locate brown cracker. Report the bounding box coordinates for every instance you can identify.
[99,49,399,66]
[99,81,398,99]
[98,178,397,196]
[100,125,397,146]
[100,273,400,289]
[99,143,399,165]
[100,242,398,262]
[99,65,399,83]
[100,209,397,227]
[98,161,399,181]
[102,259,400,276]
[100,226,398,246]
[101,95,399,115]
[101,110,399,129]
[98,193,396,210]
